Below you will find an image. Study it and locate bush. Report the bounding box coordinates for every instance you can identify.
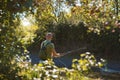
[15,52,105,80]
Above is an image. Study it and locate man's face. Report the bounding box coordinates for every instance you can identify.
[46,33,53,40]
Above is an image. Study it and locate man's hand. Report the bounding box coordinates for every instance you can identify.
[54,53,61,58]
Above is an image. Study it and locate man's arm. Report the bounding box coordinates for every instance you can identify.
[52,49,60,57]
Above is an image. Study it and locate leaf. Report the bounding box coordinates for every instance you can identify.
[80,53,86,57]
[72,59,78,63]
[38,63,43,67]
[105,26,111,30]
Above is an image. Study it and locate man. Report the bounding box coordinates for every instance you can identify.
[39,32,60,60]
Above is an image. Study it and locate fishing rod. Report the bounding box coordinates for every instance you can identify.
[54,47,87,68]
[59,47,87,57]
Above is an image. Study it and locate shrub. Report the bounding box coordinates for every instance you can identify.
[15,52,105,80]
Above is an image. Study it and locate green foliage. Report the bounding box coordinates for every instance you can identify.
[0,0,119,79]
[54,22,87,48]
[0,1,35,79]
[69,0,119,34]
[15,52,104,80]
[53,0,120,59]
[15,14,38,46]
[72,52,105,72]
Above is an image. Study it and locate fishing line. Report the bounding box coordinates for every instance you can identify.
[54,47,87,68]
[54,58,68,67]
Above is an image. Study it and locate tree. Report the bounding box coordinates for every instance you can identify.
[0,0,33,79]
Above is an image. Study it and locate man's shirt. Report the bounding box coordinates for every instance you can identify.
[40,40,55,59]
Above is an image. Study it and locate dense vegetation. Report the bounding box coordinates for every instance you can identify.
[0,0,119,80]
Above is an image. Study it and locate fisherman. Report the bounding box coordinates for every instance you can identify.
[39,32,60,60]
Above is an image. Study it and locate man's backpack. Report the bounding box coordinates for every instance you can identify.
[39,42,51,60]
